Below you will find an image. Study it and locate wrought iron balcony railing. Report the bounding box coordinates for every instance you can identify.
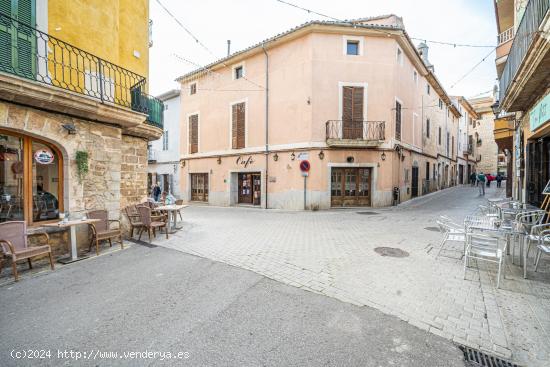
[326,120,385,144]
[499,0,550,103]
[0,12,163,129]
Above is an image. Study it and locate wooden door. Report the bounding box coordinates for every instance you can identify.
[331,168,371,207]
[238,173,253,204]
[191,173,208,202]
[411,166,419,198]
[342,86,363,139]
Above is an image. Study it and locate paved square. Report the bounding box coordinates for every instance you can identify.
[153,186,550,367]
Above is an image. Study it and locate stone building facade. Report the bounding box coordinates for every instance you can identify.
[470,96,499,175]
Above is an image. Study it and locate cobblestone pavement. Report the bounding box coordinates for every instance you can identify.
[152,185,550,366]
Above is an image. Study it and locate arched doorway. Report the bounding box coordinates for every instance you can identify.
[0,128,64,225]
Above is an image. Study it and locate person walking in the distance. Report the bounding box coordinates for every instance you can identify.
[153,182,162,202]
[476,172,486,196]
[470,171,477,186]
[496,173,503,188]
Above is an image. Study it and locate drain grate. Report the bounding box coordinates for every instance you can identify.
[460,346,518,367]
[424,226,440,232]
[374,247,409,257]
[356,211,380,215]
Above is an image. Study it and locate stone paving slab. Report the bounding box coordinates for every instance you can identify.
[151,186,550,367]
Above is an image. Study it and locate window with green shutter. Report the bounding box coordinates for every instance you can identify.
[0,0,36,79]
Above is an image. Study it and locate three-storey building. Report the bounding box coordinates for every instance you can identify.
[178,15,461,209]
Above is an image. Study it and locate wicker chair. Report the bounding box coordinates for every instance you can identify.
[88,210,123,255]
[124,205,145,239]
[137,206,168,243]
[0,221,54,281]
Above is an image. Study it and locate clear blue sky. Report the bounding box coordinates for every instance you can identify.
[149,0,498,99]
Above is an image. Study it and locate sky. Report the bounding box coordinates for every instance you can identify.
[149,0,498,99]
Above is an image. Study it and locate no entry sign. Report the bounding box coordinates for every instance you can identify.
[299,160,310,172]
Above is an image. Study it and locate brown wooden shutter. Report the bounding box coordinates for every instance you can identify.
[189,114,198,153]
[352,87,363,121]
[232,102,245,149]
[395,101,402,140]
[342,87,353,121]
[342,87,363,139]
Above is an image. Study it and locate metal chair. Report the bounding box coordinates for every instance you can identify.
[512,210,546,273]
[0,221,55,281]
[436,217,466,258]
[534,231,550,273]
[464,232,506,289]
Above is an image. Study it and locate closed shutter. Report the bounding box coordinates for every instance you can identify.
[395,101,402,140]
[189,114,198,153]
[0,0,35,78]
[342,86,363,139]
[232,102,245,149]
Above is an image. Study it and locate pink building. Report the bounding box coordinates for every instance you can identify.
[177,15,461,209]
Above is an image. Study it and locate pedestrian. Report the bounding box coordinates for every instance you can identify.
[153,182,161,202]
[476,172,486,196]
[496,173,503,188]
[470,172,476,186]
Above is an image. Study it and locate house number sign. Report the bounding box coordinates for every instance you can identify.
[236,155,254,168]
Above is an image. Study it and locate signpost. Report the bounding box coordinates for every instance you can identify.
[300,160,310,210]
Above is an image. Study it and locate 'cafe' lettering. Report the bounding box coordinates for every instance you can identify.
[236,155,254,168]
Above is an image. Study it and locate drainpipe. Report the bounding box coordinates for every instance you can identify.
[262,44,269,209]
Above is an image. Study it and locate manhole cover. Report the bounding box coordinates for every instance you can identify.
[356,211,380,215]
[424,226,440,232]
[459,345,518,367]
[374,247,409,257]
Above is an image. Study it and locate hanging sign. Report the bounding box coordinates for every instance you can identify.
[34,148,55,165]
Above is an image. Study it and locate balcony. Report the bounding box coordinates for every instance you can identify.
[464,143,474,155]
[0,12,163,129]
[499,0,550,111]
[326,120,385,147]
[147,148,157,162]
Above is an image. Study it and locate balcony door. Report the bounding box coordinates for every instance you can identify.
[342,86,363,139]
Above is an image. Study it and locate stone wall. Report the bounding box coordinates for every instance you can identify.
[474,111,499,174]
[0,100,150,254]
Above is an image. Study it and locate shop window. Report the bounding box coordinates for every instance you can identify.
[0,130,63,224]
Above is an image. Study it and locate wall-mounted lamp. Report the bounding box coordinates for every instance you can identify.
[290,152,295,161]
[318,150,324,160]
[381,152,386,161]
[217,156,222,164]
[273,153,279,161]
[307,97,311,105]
[180,160,186,168]
[62,123,77,135]
[346,156,354,163]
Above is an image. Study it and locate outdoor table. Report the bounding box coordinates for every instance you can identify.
[155,204,187,233]
[43,219,100,263]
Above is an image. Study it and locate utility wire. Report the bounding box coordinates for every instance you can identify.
[155,0,265,90]
[449,48,496,89]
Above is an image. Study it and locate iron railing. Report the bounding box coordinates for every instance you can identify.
[326,120,385,141]
[499,0,550,103]
[0,12,163,128]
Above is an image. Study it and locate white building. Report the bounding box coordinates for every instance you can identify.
[147,89,182,198]
[452,96,479,184]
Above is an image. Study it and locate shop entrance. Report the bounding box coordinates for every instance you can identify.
[238,172,261,205]
[331,167,372,207]
[190,173,208,202]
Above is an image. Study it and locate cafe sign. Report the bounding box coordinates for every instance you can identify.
[34,148,55,165]
[530,92,550,132]
[236,155,254,168]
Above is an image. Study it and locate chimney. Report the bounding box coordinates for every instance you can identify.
[227,40,231,56]
[417,42,434,72]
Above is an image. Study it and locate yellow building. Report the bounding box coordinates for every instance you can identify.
[0,0,162,259]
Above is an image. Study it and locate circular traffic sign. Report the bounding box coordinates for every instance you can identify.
[299,160,310,172]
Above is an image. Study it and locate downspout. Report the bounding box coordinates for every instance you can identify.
[262,44,269,209]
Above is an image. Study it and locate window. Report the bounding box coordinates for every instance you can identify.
[395,100,402,140]
[446,132,450,155]
[162,131,169,151]
[438,99,443,109]
[426,162,430,180]
[234,66,244,80]
[346,40,359,55]
[189,115,199,154]
[426,118,430,138]
[452,136,455,156]
[0,130,63,224]
[413,70,418,84]
[164,104,168,110]
[342,86,364,139]
[438,127,442,145]
[426,84,430,95]
[190,83,197,95]
[231,102,246,149]
[433,163,436,180]
[396,47,403,66]
[404,168,409,183]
